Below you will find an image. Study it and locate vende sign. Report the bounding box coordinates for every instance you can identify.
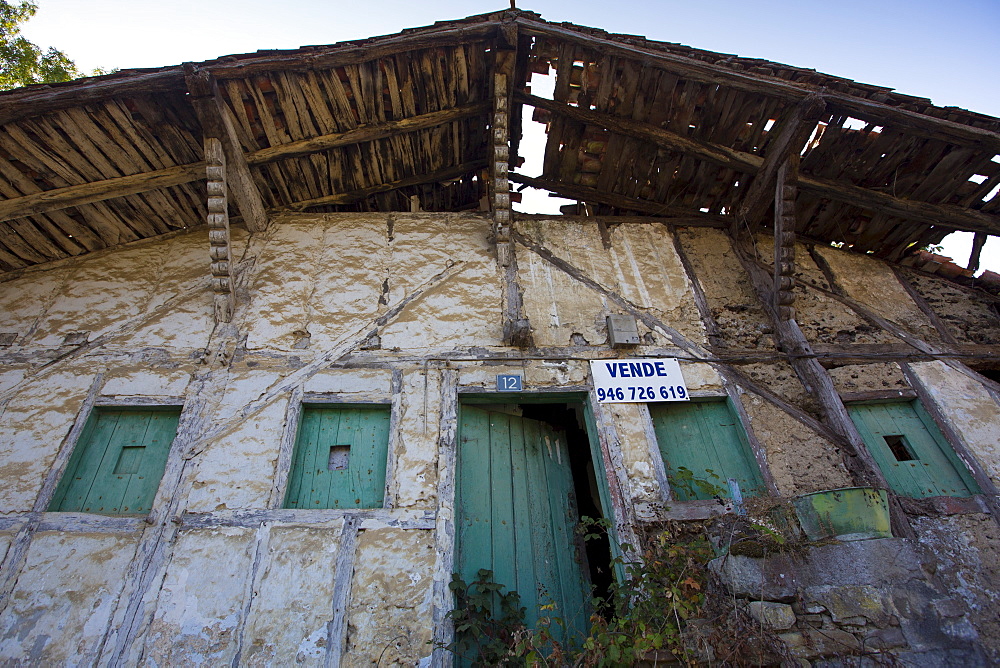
[589,358,689,404]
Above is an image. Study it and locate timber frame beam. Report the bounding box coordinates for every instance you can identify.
[281,160,487,212]
[519,93,1000,236]
[185,66,268,234]
[509,173,729,224]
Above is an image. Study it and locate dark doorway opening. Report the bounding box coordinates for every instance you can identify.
[516,403,615,607]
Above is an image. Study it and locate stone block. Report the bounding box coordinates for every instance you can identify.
[747,601,796,630]
[864,626,907,650]
[802,585,898,626]
[779,628,862,660]
[708,554,798,601]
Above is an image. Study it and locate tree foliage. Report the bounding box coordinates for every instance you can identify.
[0,0,79,90]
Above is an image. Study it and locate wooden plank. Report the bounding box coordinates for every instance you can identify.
[510,172,728,223]
[737,94,825,228]
[285,160,486,211]
[0,163,205,223]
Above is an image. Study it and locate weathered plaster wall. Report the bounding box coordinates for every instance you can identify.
[1,212,997,665]
[0,363,99,511]
[674,227,771,349]
[897,268,1000,345]
[814,245,938,343]
[828,363,909,395]
[0,228,218,351]
[343,527,436,667]
[142,527,256,664]
[241,524,343,666]
[244,214,502,353]
[756,236,895,346]
[0,532,140,665]
[910,361,1000,485]
[740,394,852,496]
[516,219,706,347]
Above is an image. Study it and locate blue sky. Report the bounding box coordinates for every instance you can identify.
[20,0,1000,271]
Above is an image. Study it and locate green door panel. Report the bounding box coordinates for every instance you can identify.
[456,406,591,652]
[50,408,180,514]
[284,405,390,509]
[650,400,764,501]
[848,401,979,498]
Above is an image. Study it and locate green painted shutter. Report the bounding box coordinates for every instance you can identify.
[284,405,390,509]
[848,401,979,498]
[49,408,180,514]
[650,399,764,501]
[456,406,591,651]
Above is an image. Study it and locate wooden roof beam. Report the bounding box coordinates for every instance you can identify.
[521,93,1000,236]
[185,66,268,234]
[737,94,826,230]
[248,103,489,166]
[281,160,487,211]
[0,105,490,223]
[509,173,728,224]
[516,17,1000,153]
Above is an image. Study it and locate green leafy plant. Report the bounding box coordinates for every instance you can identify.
[441,569,564,666]
[578,520,714,666]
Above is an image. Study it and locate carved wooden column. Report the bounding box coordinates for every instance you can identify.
[206,138,235,323]
[773,156,798,320]
[493,23,532,347]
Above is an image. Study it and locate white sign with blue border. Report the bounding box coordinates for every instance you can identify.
[590,358,689,403]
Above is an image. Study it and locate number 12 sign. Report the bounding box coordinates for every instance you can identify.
[589,358,689,403]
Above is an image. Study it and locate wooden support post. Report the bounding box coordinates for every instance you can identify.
[969,232,988,274]
[205,138,235,323]
[185,66,268,234]
[773,156,798,320]
[493,28,532,347]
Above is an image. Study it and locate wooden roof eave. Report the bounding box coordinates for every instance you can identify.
[514,16,1000,154]
[519,93,1000,237]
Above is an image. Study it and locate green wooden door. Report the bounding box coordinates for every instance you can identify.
[456,406,591,650]
[50,408,180,514]
[650,400,764,501]
[284,405,390,509]
[849,401,980,498]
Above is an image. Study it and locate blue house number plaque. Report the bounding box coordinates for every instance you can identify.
[496,374,522,392]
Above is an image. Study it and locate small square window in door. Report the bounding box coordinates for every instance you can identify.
[284,405,390,509]
[848,401,980,498]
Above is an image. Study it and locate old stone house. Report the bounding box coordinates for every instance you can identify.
[0,9,999,665]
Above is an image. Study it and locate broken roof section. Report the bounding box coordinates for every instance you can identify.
[0,8,997,272]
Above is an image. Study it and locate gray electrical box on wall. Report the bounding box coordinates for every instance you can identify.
[607,314,641,347]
